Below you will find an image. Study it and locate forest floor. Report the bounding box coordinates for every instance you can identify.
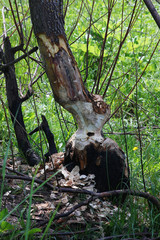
[0,154,119,238]
[1,155,160,239]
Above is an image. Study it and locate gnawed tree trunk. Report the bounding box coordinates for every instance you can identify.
[29,0,129,192]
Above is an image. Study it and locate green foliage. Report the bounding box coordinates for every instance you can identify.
[0,209,14,233]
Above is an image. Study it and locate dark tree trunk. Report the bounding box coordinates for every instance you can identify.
[29,0,130,192]
[2,37,40,166]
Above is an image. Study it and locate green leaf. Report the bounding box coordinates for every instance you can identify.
[28,228,42,236]
[0,221,14,232]
[0,209,8,220]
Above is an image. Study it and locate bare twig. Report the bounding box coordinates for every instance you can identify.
[15,0,24,44]
[107,39,160,122]
[84,0,95,83]
[64,0,69,18]
[94,1,113,94]
[36,227,98,236]
[2,7,8,39]
[8,0,21,39]
[98,231,159,240]
[68,0,84,41]
[55,102,67,144]
[135,62,146,192]
[0,98,14,167]
[37,196,94,227]
[102,0,139,97]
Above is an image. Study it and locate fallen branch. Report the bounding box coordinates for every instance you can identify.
[98,231,159,240]
[2,171,160,210]
[36,196,94,227]
[1,227,99,239]
[38,227,98,236]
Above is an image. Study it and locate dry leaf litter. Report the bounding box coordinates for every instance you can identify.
[1,153,119,226]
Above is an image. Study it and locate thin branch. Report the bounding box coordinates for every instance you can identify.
[67,0,84,41]
[36,228,98,236]
[15,0,24,44]
[107,39,160,122]
[135,57,147,192]
[0,98,14,167]
[64,0,69,18]
[70,12,108,45]
[20,88,33,102]
[2,7,8,39]
[30,71,45,86]
[102,0,139,97]
[98,232,159,240]
[8,0,21,39]
[59,106,70,132]
[84,0,95,83]
[37,196,94,227]
[94,2,112,94]
[25,27,33,51]
[109,84,159,120]
[0,46,38,71]
[55,102,67,144]
[120,107,129,168]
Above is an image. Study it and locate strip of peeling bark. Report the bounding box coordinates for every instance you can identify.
[29,0,129,192]
[2,37,40,166]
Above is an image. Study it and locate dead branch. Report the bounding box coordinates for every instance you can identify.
[36,196,94,227]
[2,172,160,210]
[29,115,57,159]
[98,231,159,240]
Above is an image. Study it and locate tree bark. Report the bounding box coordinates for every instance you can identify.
[143,0,160,29]
[29,0,129,192]
[2,37,40,166]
